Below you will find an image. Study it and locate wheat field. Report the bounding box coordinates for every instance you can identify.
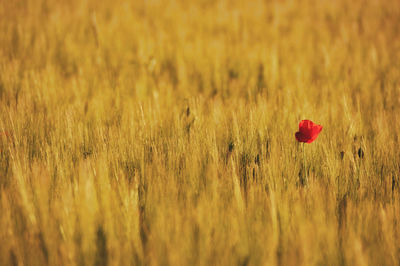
[1,0,400,265]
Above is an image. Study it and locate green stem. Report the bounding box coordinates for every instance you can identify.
[303,143,308,186]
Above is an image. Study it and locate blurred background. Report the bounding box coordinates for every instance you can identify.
[1,0,400,265]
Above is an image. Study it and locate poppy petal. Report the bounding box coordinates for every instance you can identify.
[299,120,312,137]
[295,131,309,143]
[296,120,322,143]
[307,124,322,143]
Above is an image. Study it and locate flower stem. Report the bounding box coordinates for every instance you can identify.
[303,143,308,186]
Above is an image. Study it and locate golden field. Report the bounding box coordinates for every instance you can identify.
[1,0,400,265]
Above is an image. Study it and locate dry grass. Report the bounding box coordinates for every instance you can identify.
[1,0,400,265]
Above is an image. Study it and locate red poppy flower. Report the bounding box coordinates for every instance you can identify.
[295,120,322,143]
